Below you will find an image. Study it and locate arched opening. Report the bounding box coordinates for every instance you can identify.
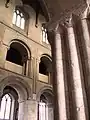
[39,55,52,83]
[39,55,52,76]
[0,86,19,120]
[0,76,31,120]
[38,91,53,120]
[6,41,31,76]
[6,47,23,66]
[6,42,28,66]
[39,60,48,75]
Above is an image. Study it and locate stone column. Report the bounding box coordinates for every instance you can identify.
[30,57,34,79]
[18,101,25,120]
[26,58,29,76]
[25,57,32,78]
[33,57,37,93]
[81,17,90,81]
[24,100,37,120]
[50,24,67,120]
[65,18,87,120]
[36,58,40,82]
[80,10,90,118]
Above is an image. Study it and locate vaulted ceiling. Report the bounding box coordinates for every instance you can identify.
[44,0,87,23]
[22,0,88,23]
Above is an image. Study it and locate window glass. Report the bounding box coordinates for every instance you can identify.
[0,94,11,119]
[42,26,49,44]
[21,13,23,17]
[21,18,25,29]
[16,15,21,27]
[46,34,49,44]
[16,10,19,14]
[39,102,48,120]
[42,30,46,42]
[12,9,25,30]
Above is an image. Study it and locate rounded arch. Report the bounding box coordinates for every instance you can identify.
[37,86,53,120]
[6,39,32,76]
[8,39,31,58]
[37,86,53,102]
[2,86,18,101]
[0,76,31,102]
[39,54,52,75]
[41,54,52,61]
[15,5,29,20]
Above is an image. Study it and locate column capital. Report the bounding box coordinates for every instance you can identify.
[48,23,65,44]
[36,57,40,63]
[63,14,73,28]
[46,18,65,33]
[80,5,90,19]
[30,56,34,60]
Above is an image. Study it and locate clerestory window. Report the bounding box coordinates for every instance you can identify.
[12,9,25,29]
[42,26,49,44]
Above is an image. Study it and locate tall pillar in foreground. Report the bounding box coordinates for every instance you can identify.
[80,8,90,118]
[49,24,67,120]
[65,18,87,120]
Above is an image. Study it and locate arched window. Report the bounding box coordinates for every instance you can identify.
[42,25,49,44]
[6,47,23,66]
[12,9,25,29]
[39,56,52,76]
[39,60,48,75]
[38,92,53,120]
[6,41,30,76]
[39,95,48,120]
[0,94,11,120]
[0,86,19,120]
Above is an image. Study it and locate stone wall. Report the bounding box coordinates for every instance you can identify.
[0,0,53,120]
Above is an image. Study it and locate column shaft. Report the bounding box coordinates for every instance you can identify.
[80,18,90,118]
[52,30,67,120]
[81,19,90,73]
[33,57,36,93]
[67,25,87,120]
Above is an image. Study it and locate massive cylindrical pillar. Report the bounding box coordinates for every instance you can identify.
[66,19,87,120]
[80,15,90,118]
[50,25,67,120]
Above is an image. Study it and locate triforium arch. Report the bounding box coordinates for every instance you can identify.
[0,75,31,101]
[8,39,31,59]
[6,39,31,76]
[39,54,52,83]
[0,75,31,120]
[39,54,52,75]
[37,86,53,120]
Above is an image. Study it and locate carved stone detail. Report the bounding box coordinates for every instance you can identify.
[80,5,90,19]
[5,0,10,8]
[63,14,73,28]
